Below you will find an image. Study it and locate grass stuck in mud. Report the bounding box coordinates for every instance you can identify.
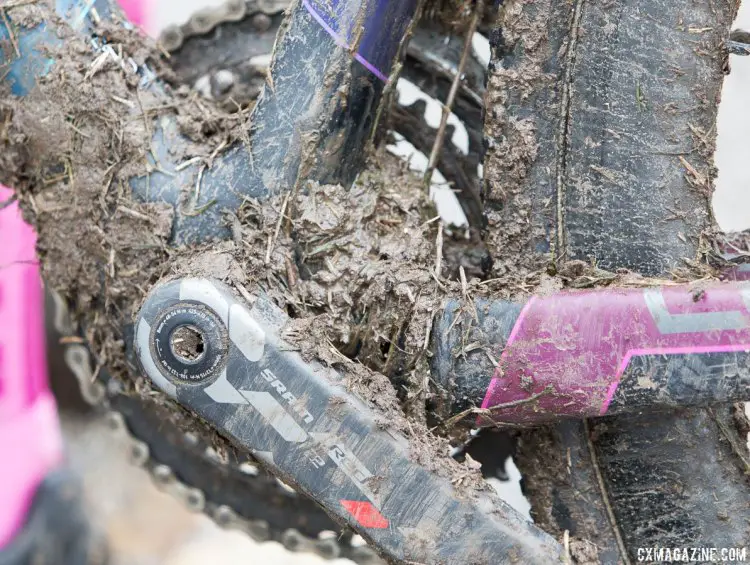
[0,0,503,504]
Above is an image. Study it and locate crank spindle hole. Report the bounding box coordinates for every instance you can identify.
[169,324,206,364]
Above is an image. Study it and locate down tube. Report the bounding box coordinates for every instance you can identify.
[1,0,419,244]
[134,0,420,243]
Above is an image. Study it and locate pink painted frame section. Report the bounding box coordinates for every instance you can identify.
[481,283,750,423]
[0,185,63,548]
[0,0,146,548]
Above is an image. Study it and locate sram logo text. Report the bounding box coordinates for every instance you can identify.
[260,369,314,423]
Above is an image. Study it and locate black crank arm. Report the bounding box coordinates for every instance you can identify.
[134,278,564,564]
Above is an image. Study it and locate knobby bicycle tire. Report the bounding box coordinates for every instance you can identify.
[480,1,749,562]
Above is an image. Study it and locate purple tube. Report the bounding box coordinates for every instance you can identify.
[303,0,417,81]
[479,282,750,424]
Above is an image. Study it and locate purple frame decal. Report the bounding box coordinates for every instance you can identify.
[480,283,750,422]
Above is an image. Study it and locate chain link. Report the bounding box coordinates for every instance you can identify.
[158,0,289,52]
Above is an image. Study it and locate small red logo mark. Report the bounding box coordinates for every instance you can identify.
[340,500,389,529]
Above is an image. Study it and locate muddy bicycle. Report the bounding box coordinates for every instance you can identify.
[2,0,750,563]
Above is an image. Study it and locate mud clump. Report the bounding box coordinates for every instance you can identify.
[481,0,558,282]
[569,538,600,565]
[0,15,173,382]
[425,0,502,33]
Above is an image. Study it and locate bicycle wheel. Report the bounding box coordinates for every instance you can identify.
[480,1,750,562]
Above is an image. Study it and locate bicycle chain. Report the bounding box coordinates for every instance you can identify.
[157,0,289,53]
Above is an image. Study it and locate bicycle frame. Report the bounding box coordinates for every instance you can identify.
[2,0,750,561]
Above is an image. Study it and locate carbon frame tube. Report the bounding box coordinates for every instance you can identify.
[432,280,750,424]
[1,0,418,244]
[135,0,419,243]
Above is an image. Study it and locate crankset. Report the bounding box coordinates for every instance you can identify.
[132,277,563,563]
[43,1,513,562]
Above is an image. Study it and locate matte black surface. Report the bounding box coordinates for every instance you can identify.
[431,298,521,416]
[609,351,750,413]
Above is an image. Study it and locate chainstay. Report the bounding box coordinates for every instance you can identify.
[48,289,383,564]
[158,0,289,52]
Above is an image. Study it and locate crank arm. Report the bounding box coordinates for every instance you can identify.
[134,278,563,564]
